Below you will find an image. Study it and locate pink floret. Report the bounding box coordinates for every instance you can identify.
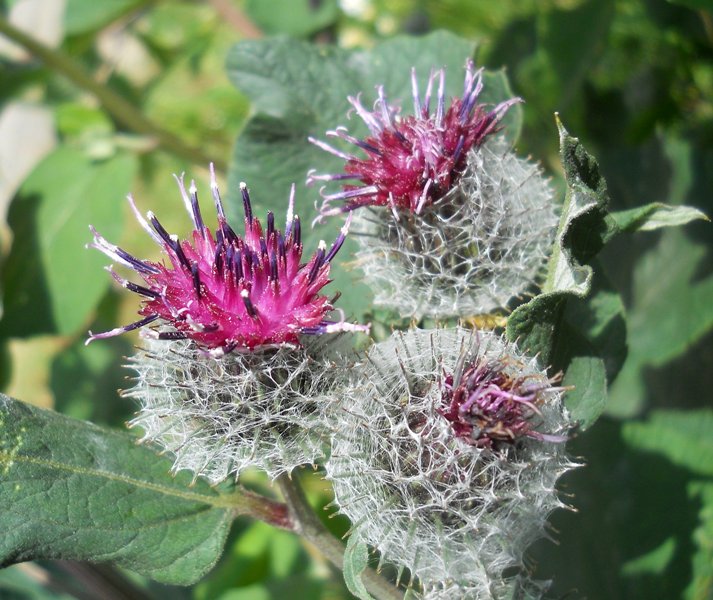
[308,60,521,216]
[87,166,367,354]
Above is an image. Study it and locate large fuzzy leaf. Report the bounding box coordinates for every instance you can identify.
[0,149,136,337]
[0,394,239,585]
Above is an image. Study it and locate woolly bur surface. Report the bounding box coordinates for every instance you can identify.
[354,137,558,319]
[326,328,574,596]
[125,335,350,483]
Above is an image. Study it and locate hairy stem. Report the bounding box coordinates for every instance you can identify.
[0,16,225,171]
[230,484,293,530]
[277,472,404,600]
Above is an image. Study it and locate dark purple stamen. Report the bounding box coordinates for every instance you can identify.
[214,243,224,276]
[352,139,382,156]
[241,183,253,225]
[190,187,205,235]
[293,216,301,246]
[219,218,238,244]
[452,135,466,165]
[308,245,326,284]
[234,249,244,281]
[150,214,190,270]
[270,252,278,281]
[210,179,226,220]
[278,233,286,264]
[191,261,201,298]
[244,249,254,273]
[225,244,235,278]
[158,331,188,340]
[117,247,160,275]
[326,232,346,262]
[125,281,159,298]
[241,289,258,318]
[267,211,274,238]
[123,314,159,333]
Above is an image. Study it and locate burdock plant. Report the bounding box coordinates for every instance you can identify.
[0,24,707,600]
[88,165,368,481]
[325,327,574,596]
[308,61,559,318]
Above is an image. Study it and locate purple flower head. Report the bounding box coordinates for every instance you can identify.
[439,353,567,449]
[87,165,368,355]
[308,60,521,218]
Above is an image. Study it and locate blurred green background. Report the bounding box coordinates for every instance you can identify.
[1,0,712,598]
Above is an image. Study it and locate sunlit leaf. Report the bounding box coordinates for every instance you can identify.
[686,482,713,600]
[343,535,374,600]
[0,149,137,337]
[64,0,142,35]
[611,203,708,233]
[622,409,713,477]
[245,0,339,37]
[0,393,236,585]
[506,118,613,360]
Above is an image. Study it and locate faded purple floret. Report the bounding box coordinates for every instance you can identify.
[87,165,368,355]
[439,354,567,449]
[308,59,521,217]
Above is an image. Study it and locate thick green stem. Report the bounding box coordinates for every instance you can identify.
[277,473,404,600]
[0,16,225,171]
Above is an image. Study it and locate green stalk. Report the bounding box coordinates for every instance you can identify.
[277,472,404,600]
[229,484,293,530]
[0,16,226,171]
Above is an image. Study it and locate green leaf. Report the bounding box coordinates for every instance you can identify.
[225,32,522,321]
[536,0,616,108]
[0,393,236,585]
[0,565,74,600]
[245,0,339,37]
[506,117,614,361]
[558,266,627,382]
[686,482,713,600]
[63,0,142,35]
[622,409,713,477]
[343,535,375,600]
[667,0,713,11]
[561,356,607,430]
[0,149,136,337]
[622,537,677,576]
[611,203,708,233]
[608,230,713,417]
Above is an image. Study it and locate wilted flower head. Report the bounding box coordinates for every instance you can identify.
[87,165,367,355]
[354,136,559,318]
[308,59,520,217]
[326,327,574,595]
[440,345,567,449]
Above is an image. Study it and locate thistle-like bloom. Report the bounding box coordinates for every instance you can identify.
[355,136,559,318]
[87,165,367,354]
[308,63,557,318]
[307,60,520,216]
[326,328,574,596]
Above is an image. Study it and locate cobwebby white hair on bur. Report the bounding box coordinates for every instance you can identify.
[354,137,559,319]
[325,327,576,597]
[124,335,351,483]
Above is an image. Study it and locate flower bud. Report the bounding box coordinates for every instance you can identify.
[326,327,575,593]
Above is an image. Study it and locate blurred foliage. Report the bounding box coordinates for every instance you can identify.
[0,0,712,599]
